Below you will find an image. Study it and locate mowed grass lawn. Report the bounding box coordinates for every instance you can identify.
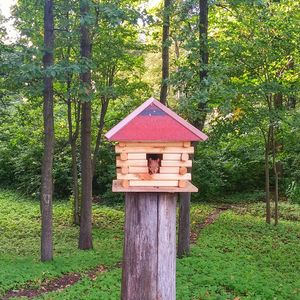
[0,189,299,300]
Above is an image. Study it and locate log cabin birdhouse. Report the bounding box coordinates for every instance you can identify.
[105,97,208,192]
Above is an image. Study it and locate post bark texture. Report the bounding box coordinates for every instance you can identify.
[41,0,54,262]
[122,192,176,300]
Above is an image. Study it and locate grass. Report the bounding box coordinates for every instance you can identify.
[0,189,124,295]
[0,189,299,299]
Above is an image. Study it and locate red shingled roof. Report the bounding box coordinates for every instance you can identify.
[105,98,208,142]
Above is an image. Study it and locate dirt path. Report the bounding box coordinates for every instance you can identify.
[190,206,230,244]
[2,265,109,300]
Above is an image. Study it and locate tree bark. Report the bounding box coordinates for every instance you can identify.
[273,93,282,226]
[265,126,271,224]
[122,193,176,300]
[195,0,209,130]
[177,2,209,259]
[92,97,109,176]
[272,126,279,225]
[79,0,93,250]
[92,68,115,178]
[41,0,54,262]
[287,95,296,109]
[177,192,190,258]
[160,0,171,105]
[67,78,80,226]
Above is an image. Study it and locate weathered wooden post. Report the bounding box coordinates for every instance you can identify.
[105,97,208,300]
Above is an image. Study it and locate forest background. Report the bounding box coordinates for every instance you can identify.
[0,0,299,207]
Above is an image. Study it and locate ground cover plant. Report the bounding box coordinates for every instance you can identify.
[1,189,299,299]
[0,189,124,296]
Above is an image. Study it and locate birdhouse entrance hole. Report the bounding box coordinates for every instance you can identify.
[147,154,162,174]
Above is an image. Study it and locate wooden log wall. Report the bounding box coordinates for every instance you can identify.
[115,142,193,188]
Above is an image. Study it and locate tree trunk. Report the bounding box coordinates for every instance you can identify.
[160,0,171,105]
[273,134,279,226]
[121,193,176,300]
[79,0,93,250]
[71,138,80,225]
[177,2,209,259]
[177,192,190,258]
[65,10,80,226]
[273,93,282,225]
[92,98,109,176]
[195,0,209,130]
[41,0,54,262]
[265,126,271,224]
[287,95,296,109]
[67,79,80,226]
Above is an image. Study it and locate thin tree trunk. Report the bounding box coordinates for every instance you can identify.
[79,0,93,250]
[196,0,209,130]
[272,93,282,226]
[177,141,196,258]
[67,78,80,225]
[160,0,171,105]
[174,38,181,100]
[92,68,115,177]
[272,126,279,225]
[41,0,54,262]
[92,97,109,176]
[177,192,190,258]
[287,95,296,109]
[178,1,209,257]
[265,126,271,224]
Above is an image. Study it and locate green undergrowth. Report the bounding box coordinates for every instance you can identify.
[1,189,300,299]
[0,189,124,296]
[233,201,300,222]
[177,212,300,299]
[208,191,265,204]
[29,211,300,300]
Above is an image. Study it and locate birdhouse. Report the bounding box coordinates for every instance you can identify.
[105,97,208,192]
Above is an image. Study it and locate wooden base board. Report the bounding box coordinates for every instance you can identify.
[112,180,198,193]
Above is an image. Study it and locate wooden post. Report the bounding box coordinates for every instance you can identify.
[121,192,177,300]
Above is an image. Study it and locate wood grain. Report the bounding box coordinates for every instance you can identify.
[112,180,198,192]
[181,153,189,161]
[179,167,188,175]
[163,153,181,160]
[117,173,191,180]
[116,159,148,167]
[127,153,147,160]
[129,180,179,187]
[121,167,129,175]
[161,160,192,167]
[121,193,158,300]
[159,167,180,174]
[128,166,149,173]
[116,146,194,154]
[157,193,176,299]
[121,193,177,300]
[120,153,128,161]
[178,180,186,188]
[122,180,129,188]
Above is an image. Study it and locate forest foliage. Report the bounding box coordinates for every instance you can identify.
[0,0,299,204]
